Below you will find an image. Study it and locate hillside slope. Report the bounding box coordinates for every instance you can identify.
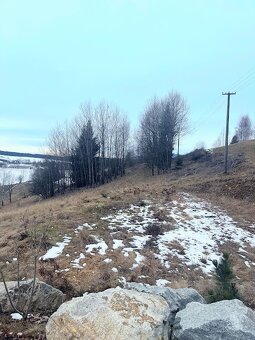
[0,140,254,336]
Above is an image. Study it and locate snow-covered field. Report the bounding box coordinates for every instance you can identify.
[0,154,41,183]
[0,167,34,183]
[39,193,255,281]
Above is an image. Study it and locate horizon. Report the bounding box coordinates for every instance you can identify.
[1,1,255,154]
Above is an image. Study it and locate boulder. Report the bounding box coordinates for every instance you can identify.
[124,282,206,322]
[174,287,206,309]
[174,299,255,340]
[0,279,64,315]
[46,287,171,340]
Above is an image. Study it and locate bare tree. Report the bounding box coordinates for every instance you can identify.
[213,129,225,148]
[5,171,15,203]
[236,115,253,141]
[138,92,188,174]
[0,170,6,206]
[38,101,131,198]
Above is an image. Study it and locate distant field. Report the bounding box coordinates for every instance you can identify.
[0,167,34,183]
[0,154,41,183]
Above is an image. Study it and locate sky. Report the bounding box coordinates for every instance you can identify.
[0,0,255,154]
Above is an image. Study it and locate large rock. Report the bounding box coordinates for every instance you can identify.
[46,287,171,340]
[124,282,206,322]
[0,279,64,315]
[174,299,255,340]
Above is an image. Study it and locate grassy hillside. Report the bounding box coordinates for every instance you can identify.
[171,139,255,201]
[0,140,255,336]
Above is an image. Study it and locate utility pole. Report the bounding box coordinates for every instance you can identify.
[177,134,180,157]
[222,92,236,174]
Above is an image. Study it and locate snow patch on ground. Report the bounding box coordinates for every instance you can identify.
[11,313,23,320]
[52,193,255,278]
[85,236,108,255]
[100,193,255,274]
[156,279,171,287]
[112,239,124,249]
[131,251,145,269]
[75,223,93,234]
[104,258,112,263]
[40,235,72,260]
[71,253,85,268]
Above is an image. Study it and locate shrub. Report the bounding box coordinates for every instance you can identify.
[230,135,239,144]
[145,223,161,237]
[207,252,239,303]
[189,148,207,161]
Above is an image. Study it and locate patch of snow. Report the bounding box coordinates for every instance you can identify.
[71,253,85,268]
[11,313,23,320]
[156,279,170,287]
[131,251,145,269]
[112,239,124,249]
[130,235,150,249]
[104,258,112,263]
[94,192,255,276]
[86,237,108,255]
[245,261,251,268]
[154,193,255,273]
[112,267,118,272]
[101,202,156,234]
[118,276,126,285]
[75,223,93,234]
[122,247,134,257]
[39,235,72,260]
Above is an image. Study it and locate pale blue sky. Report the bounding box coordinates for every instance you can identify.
[0,0,254,153]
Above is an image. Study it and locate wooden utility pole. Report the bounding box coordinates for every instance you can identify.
[177,134,180,157]
[222,92,236,174]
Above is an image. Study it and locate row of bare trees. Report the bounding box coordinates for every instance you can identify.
[214,114,254,148]
[137,92,188,175]
[32,102,130,198]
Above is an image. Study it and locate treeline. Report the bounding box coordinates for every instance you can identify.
[31,91,189,199]
[32,102,129,198]
[0,150,59,160]
[138,92,188,175]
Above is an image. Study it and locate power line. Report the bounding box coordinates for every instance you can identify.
[230,65,255,89]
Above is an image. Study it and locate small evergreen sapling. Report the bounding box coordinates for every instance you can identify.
[207,252,239,302]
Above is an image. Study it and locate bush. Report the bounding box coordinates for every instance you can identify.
[145,223,161,237]
[175,156,183,169]
[207,252,239,303]
[190,148,207,161]
[230,135,239,144]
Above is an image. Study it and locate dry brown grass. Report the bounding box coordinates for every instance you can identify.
[0,141,255,336]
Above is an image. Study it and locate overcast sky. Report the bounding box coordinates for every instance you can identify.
[0,0,254,153]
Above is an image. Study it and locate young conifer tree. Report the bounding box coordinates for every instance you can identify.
[207,252,239,302]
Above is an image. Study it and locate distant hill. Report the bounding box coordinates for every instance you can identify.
[0,150,60,160]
